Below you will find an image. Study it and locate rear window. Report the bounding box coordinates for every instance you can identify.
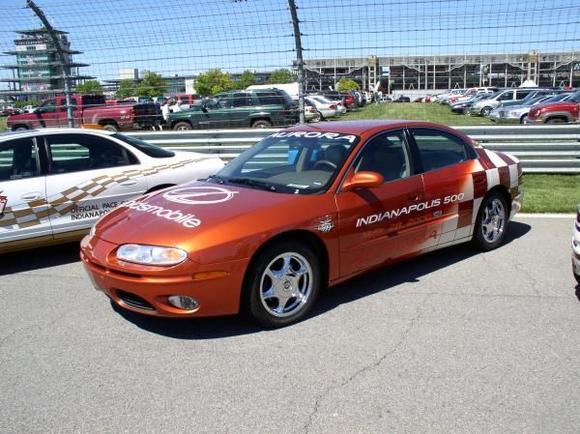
[112,134,175,158]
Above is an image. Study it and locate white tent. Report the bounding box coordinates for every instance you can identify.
[519,79,538,88]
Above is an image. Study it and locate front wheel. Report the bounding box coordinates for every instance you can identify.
[480,106,493,117]
[244,241,320,328]
[100,123,118,132]
[251,119,272,128]
[173,121,192,131]
[472,191,508,251]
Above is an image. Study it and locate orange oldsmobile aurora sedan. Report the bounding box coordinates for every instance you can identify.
[81,121,523,327]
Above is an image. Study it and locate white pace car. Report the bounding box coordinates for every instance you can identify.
[0,128,224,253]
[573,206,580,284]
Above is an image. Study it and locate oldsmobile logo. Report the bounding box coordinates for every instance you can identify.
[163,186,238,205]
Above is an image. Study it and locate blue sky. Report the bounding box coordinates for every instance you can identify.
[0,0,578,87]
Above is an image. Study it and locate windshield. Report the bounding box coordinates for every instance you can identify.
[213,131,360,194]
[113,133,175,158]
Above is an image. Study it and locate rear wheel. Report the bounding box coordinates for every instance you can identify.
[173,121,192,131]
[244,241,320,328]
[480,106,493,117]
[251,119,272,128]
[545,117,567,124]
[100,122,118,132]
[472,191,508,251]
[13,125,29,131]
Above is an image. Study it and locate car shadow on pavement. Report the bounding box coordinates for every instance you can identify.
[575,284,580,303]
[0,242,81,275]
[113,221,531,339]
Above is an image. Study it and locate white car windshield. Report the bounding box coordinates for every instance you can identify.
[212,131,360,194]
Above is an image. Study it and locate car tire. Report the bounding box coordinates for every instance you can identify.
[311,111,322,123]
[546,117,567,124]
[100,123,118,132]
[244,241,320,328]
[574,272,580,285]
[251,119,272,128]
[317,111,326,121]
[13,126,29,131]
[472,191,509,251]
[480,107,493,117]
[520,115,528,124]
[173,121,192,131]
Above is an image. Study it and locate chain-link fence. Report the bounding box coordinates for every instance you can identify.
[0,0,579,127]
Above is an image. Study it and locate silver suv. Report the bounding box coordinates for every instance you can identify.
[470,88,536,116]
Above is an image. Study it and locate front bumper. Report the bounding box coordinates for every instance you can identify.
[80,235,249,317]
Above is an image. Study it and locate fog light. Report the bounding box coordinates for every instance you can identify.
[168,295,198,310]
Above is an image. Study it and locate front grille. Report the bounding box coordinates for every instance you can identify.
[116,290,155,311]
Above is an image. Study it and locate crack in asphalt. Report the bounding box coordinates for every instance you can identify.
[302,294,430,434]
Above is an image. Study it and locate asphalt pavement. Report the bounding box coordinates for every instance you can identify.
[1,216,579,434]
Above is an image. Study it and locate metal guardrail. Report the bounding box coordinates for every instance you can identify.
[128,125,580,173]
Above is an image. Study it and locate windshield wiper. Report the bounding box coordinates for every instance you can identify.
[225,177,277,192]
[207,174,226,184]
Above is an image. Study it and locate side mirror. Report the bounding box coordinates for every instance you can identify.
[342,171,384,192]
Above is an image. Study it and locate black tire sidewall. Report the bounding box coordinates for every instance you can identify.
[252,120,272,128]
[472,191,509,252]
[245,241,320,328]
[174,122,192,131]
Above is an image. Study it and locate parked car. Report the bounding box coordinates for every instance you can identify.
[304,96,337,120]
[450,93,496,114]
[310,94,347,114]
[470,88,537,116]
[498,89,562,108]
[81,120,523,328]
[393,95,411,103]
[0,128,224,254]
[573,206,580,284]
[489,94,559,124]
[7,94,161,131]
[437,89,466,104]
[450,87,499,105]
[168,89,298,130]
[304,99,322,122]
[0,107,22,117]
[526,92,580,124]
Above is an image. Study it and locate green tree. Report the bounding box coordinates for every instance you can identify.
[195,69,235,96]
[75,80,103,94]
[267,69,294,84]
[337,78,360,92]
[134,72,166,97]
[235,70,256,89]
[116,79,135,99]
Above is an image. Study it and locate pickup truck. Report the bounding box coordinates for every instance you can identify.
[526,92,580,124]
[7,94,161,132]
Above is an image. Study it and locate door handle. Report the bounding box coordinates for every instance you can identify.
[407,194,420,202]
[21,192,43,202]
[119,180,138,187]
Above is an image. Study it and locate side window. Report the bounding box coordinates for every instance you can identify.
[216,96,231,109]
[257,92,283,105]
[498,91,513,101]
[38,99,57,113]
[354,131,410,182]
[411,129,470,172]
[232,93,252,107]
[516,90,533,99]
[46,134,136,174]
[0,138,38,181]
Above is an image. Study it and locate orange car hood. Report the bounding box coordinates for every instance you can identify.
[95,180,331,253]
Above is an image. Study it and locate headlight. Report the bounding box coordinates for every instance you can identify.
[117,244,187,266]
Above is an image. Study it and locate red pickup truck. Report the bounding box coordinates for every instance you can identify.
[7,94,161,131]
[527,92,580,124]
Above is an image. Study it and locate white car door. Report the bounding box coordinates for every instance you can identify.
[0,136,50,251]
[42,132,148,239]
